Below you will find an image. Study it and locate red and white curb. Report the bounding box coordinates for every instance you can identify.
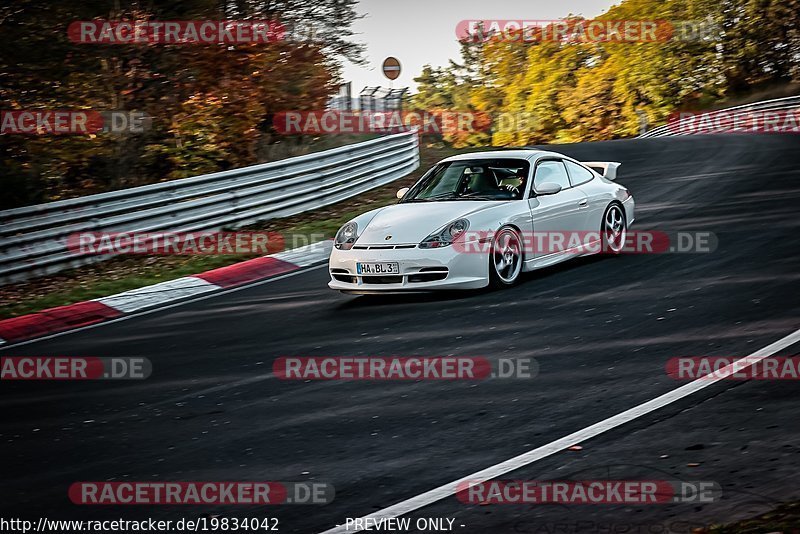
[0,240,332,346]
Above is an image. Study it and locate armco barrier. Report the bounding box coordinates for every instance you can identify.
[639,95,800,138]
[0,130,419,285]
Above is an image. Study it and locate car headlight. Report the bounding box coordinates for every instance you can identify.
[419,219,469,249]
[335,221,359,250]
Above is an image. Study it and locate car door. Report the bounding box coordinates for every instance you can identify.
[564,159,605,232]
[527,158,589,261]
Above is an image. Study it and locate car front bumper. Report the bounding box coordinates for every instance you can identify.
[328,243,489,292]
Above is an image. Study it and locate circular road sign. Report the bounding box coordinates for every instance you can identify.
[382,57,401,80]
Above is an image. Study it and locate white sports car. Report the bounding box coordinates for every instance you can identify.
[328,149,634,293]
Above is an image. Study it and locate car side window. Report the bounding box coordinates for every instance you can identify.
[564,160,594,186]
[533,160,570,192]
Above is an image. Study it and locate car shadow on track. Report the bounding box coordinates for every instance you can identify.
[335,289,480,308]
[334,254,612,309]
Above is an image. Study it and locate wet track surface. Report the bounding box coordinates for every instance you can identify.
[1,134,799,532]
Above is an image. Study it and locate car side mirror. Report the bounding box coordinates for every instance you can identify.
[534,182,562,196]
[396,187,410,200]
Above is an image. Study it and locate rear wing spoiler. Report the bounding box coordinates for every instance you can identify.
[582,161,621,181]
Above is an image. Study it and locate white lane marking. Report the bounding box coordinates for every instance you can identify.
[273,240,333,267]
[93,276,219,313]
[319,327,800,534]
[0,264,328,350]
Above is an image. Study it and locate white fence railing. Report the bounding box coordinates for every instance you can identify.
[639,95,800,138]
[0,130,419,285]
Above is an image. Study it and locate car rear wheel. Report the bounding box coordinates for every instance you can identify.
[602,203,627,254]
[489,227,523,288]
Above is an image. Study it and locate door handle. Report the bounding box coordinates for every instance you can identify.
[578,199,588,207]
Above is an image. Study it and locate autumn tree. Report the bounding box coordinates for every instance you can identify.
[412,0,798,146]
[0,0,364,208]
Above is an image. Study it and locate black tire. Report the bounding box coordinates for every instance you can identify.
[489,226,524,288]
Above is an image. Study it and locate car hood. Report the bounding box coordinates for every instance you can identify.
[357,201,500,245]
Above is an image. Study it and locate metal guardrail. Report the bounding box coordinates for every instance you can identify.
[639,95,800,138]
[0,129,420,285]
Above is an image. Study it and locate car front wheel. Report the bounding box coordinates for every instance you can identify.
[489,226,523,288]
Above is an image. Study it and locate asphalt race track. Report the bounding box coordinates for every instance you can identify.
[2,134,799,533]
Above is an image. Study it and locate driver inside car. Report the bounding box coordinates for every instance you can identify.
[497,168,526,198]
[462,166,526,199]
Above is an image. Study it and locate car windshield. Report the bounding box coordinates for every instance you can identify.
[402,159,530,202]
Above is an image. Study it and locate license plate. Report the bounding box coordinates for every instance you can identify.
[357,262,399,275]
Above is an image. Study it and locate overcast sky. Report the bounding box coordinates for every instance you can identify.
[341,0,619,95]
